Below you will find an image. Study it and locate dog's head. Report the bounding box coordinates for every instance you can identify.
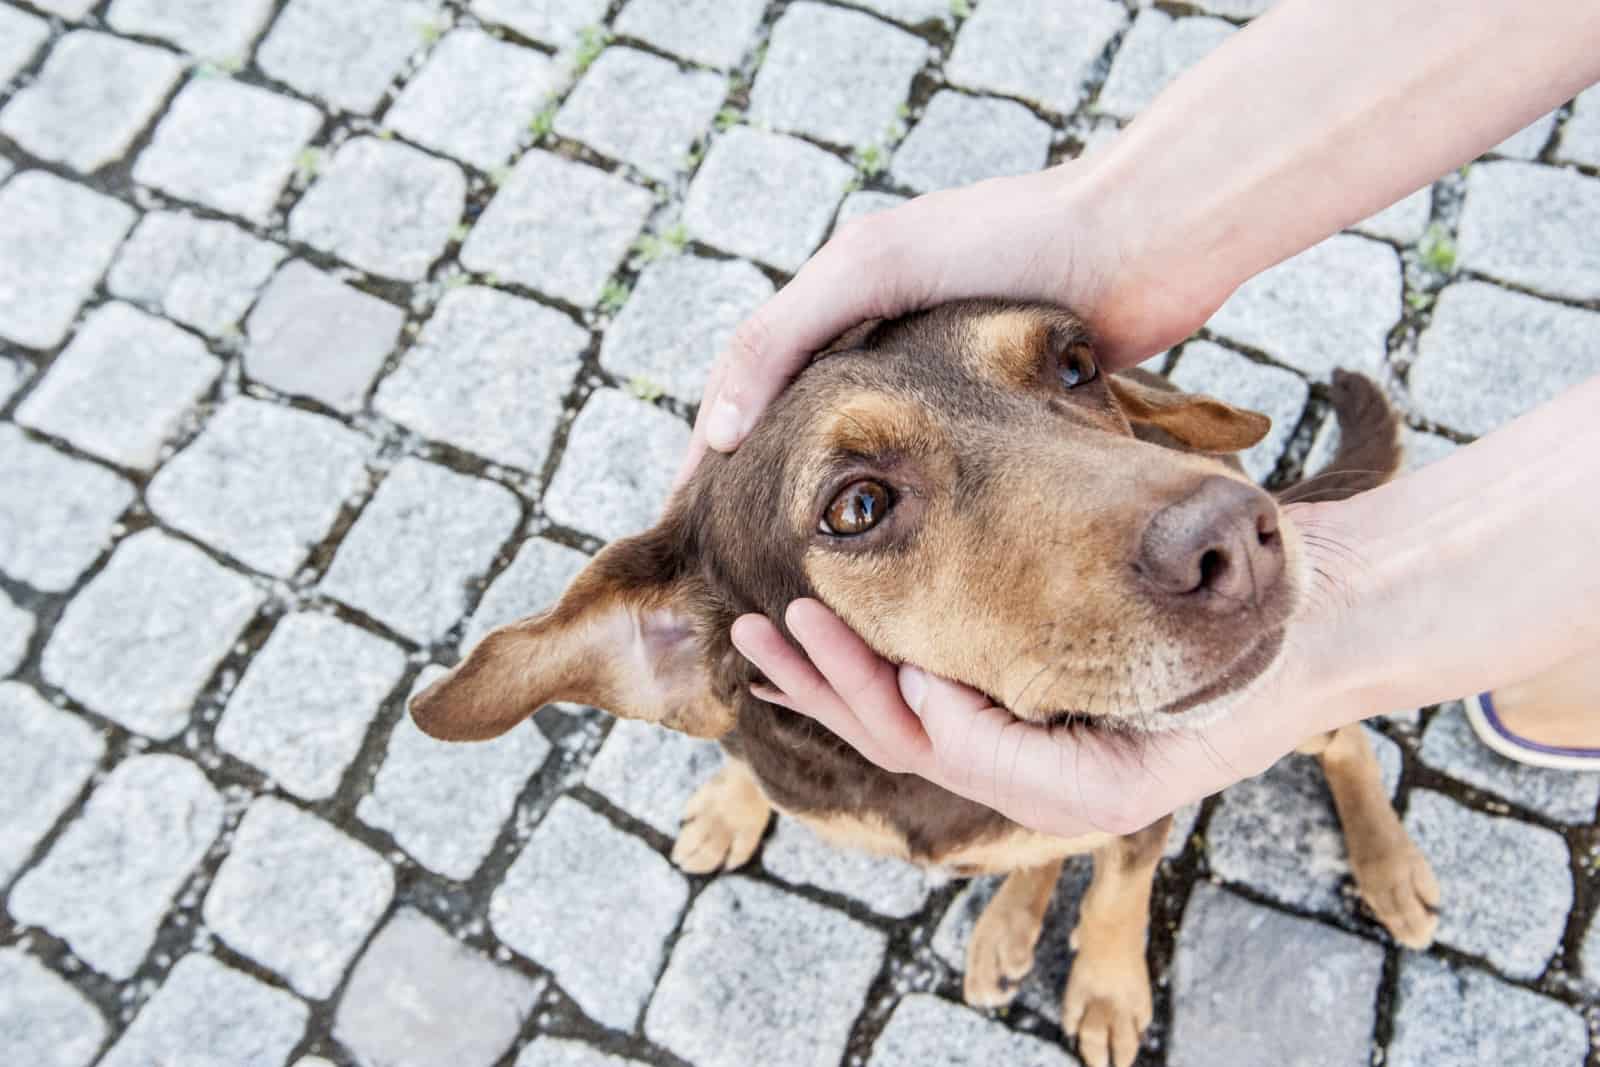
[412,301,1300,744]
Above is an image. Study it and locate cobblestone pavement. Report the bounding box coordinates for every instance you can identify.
[3,1,1599,1065]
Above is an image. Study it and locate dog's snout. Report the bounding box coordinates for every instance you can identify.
[1135,476,1283,609]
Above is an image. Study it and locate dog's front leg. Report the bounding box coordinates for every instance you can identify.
[670,759,773,874]
[1062,816,1169,1067]
[963,858,1065,1009]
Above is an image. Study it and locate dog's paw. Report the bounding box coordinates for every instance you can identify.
[1062,939,1152,1067]
[1353,839,1440,949]
[962,904,1042,1008]
[669,768,771,874]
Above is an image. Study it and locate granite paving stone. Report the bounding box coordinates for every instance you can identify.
[1168,884,1384,1067]
[98,955,308,1067]
[492,798,687,1029]
[1555,83,1600,168]
[542,388,689,542]
[0,356,20,406]
[374,286,587,471]
[257,0,437,116]
[1206,233,1401,379]
[461,151,653,307]
[1410,280,1600,435]
[1401,428,1458,471]
[463,537,590,647]
[1491,110,1557,160]
[335,909,537,1067]
[889,90,1053,194]
[613,0,766,70]
[133,77,322,223]
[1583,908,1600,989]
[41,529,265,739]
[321,458,521,643]
[0,949,107,1067]
[0,31,182,174]
[583,719,723,837]
[106,0,275,62]
[9,755,223,979]
[1190,0,1271,15]
[1387,954,1588,1067]
[0,171,136,350]
[386,28,562,171]
[470,0,608,51]
[1418,701,1600,823]
[0,594,30,677]
[868,995,1074,1067]
[107,211,286,337]
[683,128,855,272]
[244,260,406,412]
[1169,339,1308,481]
[203,797,395,998]
[147,398,371,577]
[1403,788,1570,979]
[0,424,135,592]
[0,682,103,885]
[841,0,949,26]
[216,612,407,800]
[517,1038,649,1067]
[599,255,774,401]
[1095,9,1233,121]
[835,190,908,228]
[0,5,49,87]
[16,302,219,470]
[945,0,1127,115]
[1353,185,1433,245]
[1457,161,1600,301]
[0,159,9,186]
[644,876,887,1067]
[763,817,930,918]
[554,47,725,182]
[290,136,465,281]
[359,666,552,880]
[749,3,925,149]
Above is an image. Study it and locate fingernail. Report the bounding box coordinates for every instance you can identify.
[898,665,927,714]
[705,398,744,451]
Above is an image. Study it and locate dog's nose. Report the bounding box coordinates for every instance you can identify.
[1136,477,1283,609]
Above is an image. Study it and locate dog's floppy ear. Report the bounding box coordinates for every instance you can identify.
[410,522,731,742]
[1107,373,1271,453]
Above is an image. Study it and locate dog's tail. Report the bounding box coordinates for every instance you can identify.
[1275,369,1403,504]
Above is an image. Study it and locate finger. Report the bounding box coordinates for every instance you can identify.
[749,683,793,708]
[674,354,732,489]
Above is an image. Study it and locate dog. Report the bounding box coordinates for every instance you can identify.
[410,301,1439,1067]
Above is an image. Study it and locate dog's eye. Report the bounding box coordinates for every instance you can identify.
[1057,343,1099,389]
[821,480,892,536]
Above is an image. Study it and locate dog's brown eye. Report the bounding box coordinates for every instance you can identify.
[1057,343,1099,389]
[821,480,892,536]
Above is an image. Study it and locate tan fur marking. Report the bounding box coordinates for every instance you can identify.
[967,309,1049,385]
[964,859,1066,1008]
[671,760,773,874]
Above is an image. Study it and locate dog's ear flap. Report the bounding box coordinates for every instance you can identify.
[410,525,731,743]
[1107,374,1271,454]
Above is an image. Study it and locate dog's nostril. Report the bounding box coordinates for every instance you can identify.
[1137,476,1286,609]
[1197,548,1228,591]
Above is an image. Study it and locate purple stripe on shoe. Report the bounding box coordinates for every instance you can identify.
[1479,692,1600,759]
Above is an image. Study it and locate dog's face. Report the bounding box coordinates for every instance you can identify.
[412,302,1302,745]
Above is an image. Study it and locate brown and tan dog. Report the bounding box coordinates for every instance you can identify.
[411,302,1439,1067]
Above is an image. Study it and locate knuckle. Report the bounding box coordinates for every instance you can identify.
[724,310,776,382]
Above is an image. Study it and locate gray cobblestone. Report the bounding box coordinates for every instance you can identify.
[134,77,322,223]
[148,398,370,577]
[0,423,134,592]
[0,5,49,87]
[244,260,406,412]
[869,994,1073,1067]
[492,797,687,1028]
[42,529,265,739]
[555,48,724,183]
[0,593,30,677]
[889,90,1053,194]
[0,355,21,405]
[1096,10,1233,121]
[1419,701,1600,823]
[216,612,407,800]
[0,31,181,174]
[1583,908,1600,989]
[0,682,103,885]
[842,0,949,26]
[1555,83,1600,168]
[335,908,536,1067]
[0,171,135,350]
[1387,954,1587,1067]
[1169,884,1384,1067]
[377,287,585,471]
[107,211,286,337]
[1190,0,1271,15]
[359,666,552,879]
[684,128,854,272]
[836,190,907,228]
[946,0,1127,115]
[599,255,774,401]
[644,876,887,1067]
[321,458,520,643]
[464,537,589,647]
[10,755,222,979]
[1404,789,1570,979]
[1491,110,1557,160]
[290,136,465,281]
[386,28,561,171]
[1206,233,1401,379]
[1410,280,1600,436]
[518,1038,647,1067]
[763,817,929,918]
[203,797,394,998]
[613,0,765,70]
[257,0,436,116]
[1170,339,1307,481]
[17,302,219,470]
[0,948,106,1067]
[543,388,688,541]
[470,0,607,51]
[583,719,722,836]
[106,0,274,62]
[1457,161,1600,301]
[1353,185,1432,245]
[99,954,307,1067]
[1402,428,1458,471]
[749,3,924,149]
